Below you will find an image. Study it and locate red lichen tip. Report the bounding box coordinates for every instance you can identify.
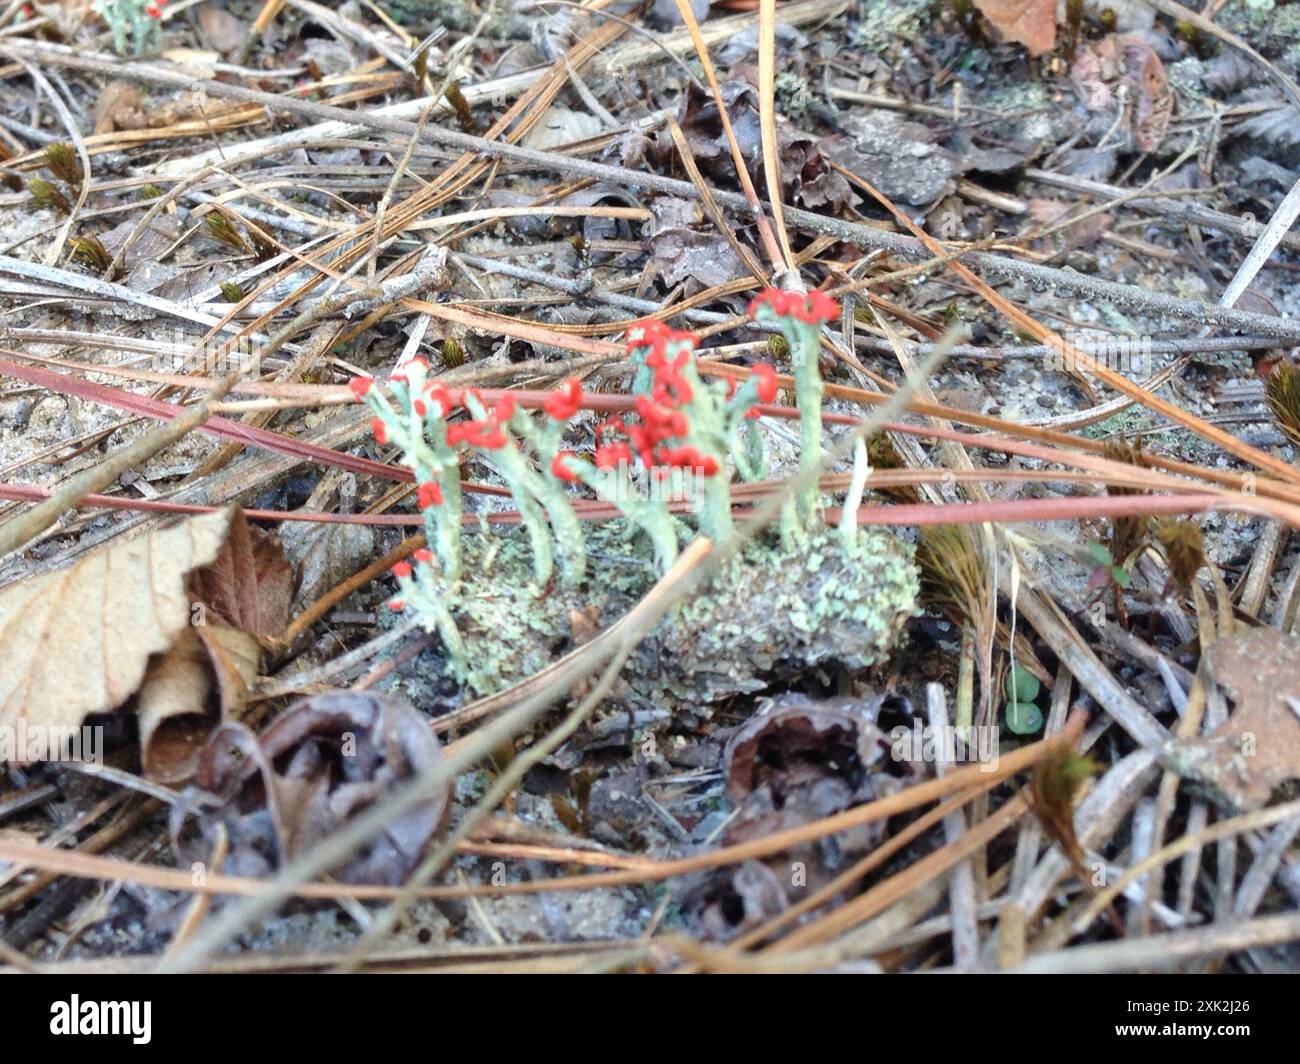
[542,379,584,421]
[349,376,374,400]
[627,320,699,367]
[635,395,687,439]
[426,382,456,418]
[668,328,699,351]
[597,416,627,440]
[387,598,405,611]
[748,287,839,325]
[446,395,516,449]
[492,396,516,423]
[625,318,669,351]
[753,362,779,403]
[417,480,443,509]
[370,417,389,445]
[413,548,433,564]
[391,561,413,579]
[657,445,719,477]
[595,441,632,470]
[446,421,507,450]
[551,451,580,482]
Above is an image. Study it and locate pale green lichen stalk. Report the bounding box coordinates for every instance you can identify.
[749,288,839,528]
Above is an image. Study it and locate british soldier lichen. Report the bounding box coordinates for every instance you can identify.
[353,289,919,699]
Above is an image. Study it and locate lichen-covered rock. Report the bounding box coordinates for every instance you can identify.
[655,528,918,700]
[410,523,918,705]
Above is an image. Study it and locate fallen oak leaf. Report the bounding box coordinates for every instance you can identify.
[0,507,235,759]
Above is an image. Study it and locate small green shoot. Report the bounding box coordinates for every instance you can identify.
[1003,664,1043,735]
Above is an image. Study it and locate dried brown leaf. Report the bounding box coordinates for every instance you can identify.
[188,511,292,642]
[0,508,234,757]
[1071,34,1173,153]
[1165,627,1300,811]
[721,694,920,883]
[650,226,748,288]
[92,80,144,135]
[180,692,447,885]
[280,520,374,609]
[973,0,1056,56]
[197,2,249,55]
[137,623,259,783]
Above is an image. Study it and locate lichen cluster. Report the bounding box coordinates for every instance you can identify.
[355,290,920,701]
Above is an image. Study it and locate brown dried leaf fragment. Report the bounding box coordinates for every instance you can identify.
[197,2,249,55]
[137,623,259,783]
[973,0,1056,56]
[1071,34,1173,153]
[681,692,920,940]
[93,80,145,134]
[0,508,234,756]
[1164,627,1300,812]
[188,511,292,643]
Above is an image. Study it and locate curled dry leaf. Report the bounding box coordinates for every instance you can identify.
[176,692,447,886]
[1027,197,1112,252]
[680,693,921,940]
[137,624,259,784]
[650,227,748,288]
[1162,627,1300,812]
[665,81,853,211]
[522,105,604,151]
[722,692,918,857]
[99,214,183,274]
[197,2,250,55]
[823,113,956,207]
[280,519,373,610]
[0,508,234,760]
[139,511,292,781]
[93,80,145,135]
[973,0,1056,57]
[679,860,790,942]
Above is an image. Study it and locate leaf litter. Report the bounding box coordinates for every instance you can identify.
[0,0,1299,975]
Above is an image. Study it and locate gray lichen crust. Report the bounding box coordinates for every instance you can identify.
[655,528,919,700]
[429,524,918,702]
